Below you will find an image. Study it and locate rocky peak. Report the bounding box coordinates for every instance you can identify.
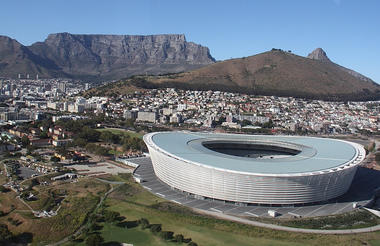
[307,48,331,62]
[0,36,23,53]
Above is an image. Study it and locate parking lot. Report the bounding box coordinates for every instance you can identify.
[69,161,133,176]
[132,157,379,218]
[18,166,41,179]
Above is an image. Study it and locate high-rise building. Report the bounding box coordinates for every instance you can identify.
[58,82,66,93]
[124,110,138,120]
[137,111,157,123]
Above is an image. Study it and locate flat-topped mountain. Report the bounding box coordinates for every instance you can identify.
[105,48,379,101]
[0,33,215,80]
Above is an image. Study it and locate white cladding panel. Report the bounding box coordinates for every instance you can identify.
[145,133,364,205]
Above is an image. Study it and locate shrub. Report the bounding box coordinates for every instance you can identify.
[150,224,162,234]
[174,234,184,243]
[0,186,9,193]
[50,156,60,162]
[103,210,120,223]
[0,223,13,241]
[138,218,150,229]
[85,234,103,246]
[159,231,174,240]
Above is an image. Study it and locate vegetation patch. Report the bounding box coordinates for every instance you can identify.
[99,174,380,246]
[255,210,379,230]
[0,177,108,245]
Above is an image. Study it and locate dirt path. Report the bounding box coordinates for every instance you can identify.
[47,180,122,246]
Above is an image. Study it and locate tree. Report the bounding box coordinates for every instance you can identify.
[217,116,226,125]
[174,234,184,243]
[30,178,40,187]
[99,131,113,143]
[21,135,30,147]
[139,218,150,229]
[0,186,9,193]
[241,119,252,127]
[150,224,162,234]
[50,156,60,163]
[262,119,274,129]
[0,223,12,241]
[39,131,48,139]
[124,118,135,128]
[74,137,87,147]
[79,127,100,142]
[103,210,120,223]
[26,145,36,155]
[85,234,103,246]
[159,231,174,240]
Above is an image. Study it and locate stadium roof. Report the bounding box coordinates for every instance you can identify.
[150,132,360,175]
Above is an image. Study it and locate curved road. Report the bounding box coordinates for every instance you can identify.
[195,208,380,234]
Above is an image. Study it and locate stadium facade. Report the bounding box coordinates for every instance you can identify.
[144,132,365,205]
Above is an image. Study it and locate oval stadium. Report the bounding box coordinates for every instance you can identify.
[143,132,366,205]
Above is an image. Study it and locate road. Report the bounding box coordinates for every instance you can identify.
[194,208,380,234]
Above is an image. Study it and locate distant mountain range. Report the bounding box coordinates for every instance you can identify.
[1,33,379,100]
[0,33,215,80]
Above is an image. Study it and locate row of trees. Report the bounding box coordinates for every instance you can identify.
[137,217,196,244]
[82,207,197,246]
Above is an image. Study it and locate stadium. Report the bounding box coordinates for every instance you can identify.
[143,132,366,205]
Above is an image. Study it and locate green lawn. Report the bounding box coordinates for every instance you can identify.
[96,128,144,139]
[100,222,304,246]
[101,223,182,246]
[105,199,306,246]
[96,175,380,246]
[64,224,179,246]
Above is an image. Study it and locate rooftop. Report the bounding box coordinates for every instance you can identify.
[147,132,363,175]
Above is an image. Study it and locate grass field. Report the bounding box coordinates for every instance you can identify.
[3,171,380,246]
[64,223,185,246]
[92,174,380,246]
[96,128,144,139]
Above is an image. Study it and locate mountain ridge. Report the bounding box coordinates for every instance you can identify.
[0,33,215,80]
[307,48,373,83]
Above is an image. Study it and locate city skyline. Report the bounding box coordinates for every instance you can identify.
[1,0,379,83]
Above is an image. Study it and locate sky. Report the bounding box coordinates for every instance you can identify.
[1,0,379,83]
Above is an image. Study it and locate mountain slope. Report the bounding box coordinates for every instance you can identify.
[0,33,215,80]
[308,48,373,83]
[123,49,380,100]
[0,36,63,78]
